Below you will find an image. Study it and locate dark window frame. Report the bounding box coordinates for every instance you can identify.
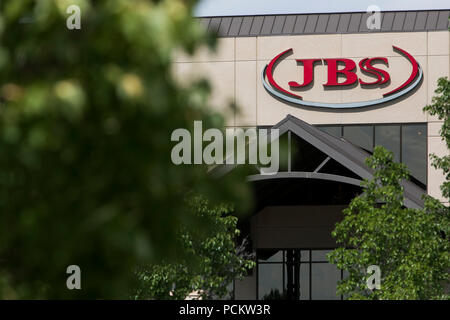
[256,248,345,300]
[317,122,427,188]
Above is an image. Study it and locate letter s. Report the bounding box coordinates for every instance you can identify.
[359,57,390,85]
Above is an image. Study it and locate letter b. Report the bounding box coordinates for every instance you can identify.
[323,59,358,86]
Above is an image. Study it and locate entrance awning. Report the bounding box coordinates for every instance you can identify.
[210,114,426,209]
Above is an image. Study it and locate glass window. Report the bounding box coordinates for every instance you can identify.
[300,250,310,262]
[299,263,310,300]
[258,263,283,300]
[375,125,400,162]
[343,125,373,151]
[290,133,328,172]
[224,282,234,300]
[402,124,427,185]
[277,133,289,172]
[315,123,427,187]
[319,126,342,138]
[311,250,331,262]
[311,263,341,300]
[256,249,345,300]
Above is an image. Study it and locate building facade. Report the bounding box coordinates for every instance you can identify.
[173,10,450,299]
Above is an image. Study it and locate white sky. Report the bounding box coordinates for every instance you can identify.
[195,0,450,17]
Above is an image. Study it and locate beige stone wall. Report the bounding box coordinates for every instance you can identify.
[172,31,449,201]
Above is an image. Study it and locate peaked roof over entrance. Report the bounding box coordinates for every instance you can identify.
[210,114,426,209]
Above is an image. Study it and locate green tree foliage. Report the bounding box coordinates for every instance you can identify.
[0,0,250,298]
[424,77,450,201]
[328,146,449,299]
[135,195,255,300]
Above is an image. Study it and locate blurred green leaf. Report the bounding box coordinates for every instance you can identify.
[0,0,250,299]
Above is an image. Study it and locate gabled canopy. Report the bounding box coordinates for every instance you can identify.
[210,114,426,209]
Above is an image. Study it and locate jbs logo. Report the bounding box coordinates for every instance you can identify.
[262,46,422,109]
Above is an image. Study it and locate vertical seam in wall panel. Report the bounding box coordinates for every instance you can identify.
[412,12,418,31]
[210,18,221,34]
[304,15,311,33]
[309,250,312,300]
[269,16,276,34]
[426,123,428,193]
[281,16,287,35]
[414,12,424,30]
[218,18,223,33]
[269,17,275,34]
[290,16,297,34]
[426,31,429,121]
[292,16,299,35]
[234,37,236,127]
[324,15,330,33]
[216,18,223,36]
[236,17,243,36]
[257,17,264,34]
[288,131,291,172]
[403,12,411,30]
[336,14,341,34]
[426,12,433,30]
[255,37,258,126]
[249,17,255,36]
[260,16,266,34]
[340,14,346,33]
[225,18,232,36]
[372,126,375,152]
[434,12,440,31]
[340,33,343,106]
[218,18,225,36]
[401,12,407,30]
[302,15,308,33]
[251,17,258,36]
[268,16,277,35]
[248,17,255,35]
[326,14,333,33]
[237,17,244,35]
[388,13,394,31]
[399,124,403,163]
[345,14,350,33]
[294,15,304,34]
[437,11,449,29]
[313,15,319,33]
[227,18,237,36]
[432,11,439,29]
[392,12,398,30]
[389,13,394,30]
[281,15,294,34]
[358,13,367,32]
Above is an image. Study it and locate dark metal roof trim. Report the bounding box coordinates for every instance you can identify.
[199,10,449,37]
[247,172,363,187]
[280,115,426,209]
